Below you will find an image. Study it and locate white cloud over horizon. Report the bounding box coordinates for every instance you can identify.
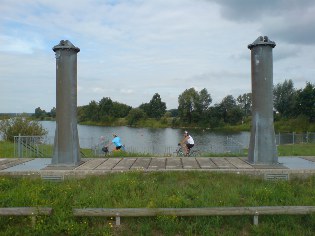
[0,0,314,113]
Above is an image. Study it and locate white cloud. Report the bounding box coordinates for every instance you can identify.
[120,89,134,94]
[0,36,44,54]
[0,0,314,113]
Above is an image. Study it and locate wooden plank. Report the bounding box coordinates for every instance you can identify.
[96,158,122,170]
[0,159,13,170]
[182,158,200,169]
[113,158,136,170]
[301,156,315,162]
[0,159,9,164]
[73,206,315,217]
[0,158,34,170]
[0,207,53,216]
[75,159,107,170]
[227,158,254,169]
[196,158,217,169]
[148,158,166,170]
[130,158,151,170]
[211,158,235,169]
[166,158,182,169]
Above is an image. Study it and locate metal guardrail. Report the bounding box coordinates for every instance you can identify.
[14,135,51,158]
[0,207,53,227]
[2,206,314,227]
[73,206,315,226]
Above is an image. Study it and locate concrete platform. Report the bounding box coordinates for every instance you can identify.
[0,157,315,179]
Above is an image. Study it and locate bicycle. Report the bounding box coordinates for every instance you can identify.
[102,145,126,157]
[175,144,201,157]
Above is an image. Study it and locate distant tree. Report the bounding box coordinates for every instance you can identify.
[99,97,113,121]
[197,88,212,123]
[112,102,132,118]
[228,107,244,125]
[237,93,252,117]
[273,79,296,118]
[127,108,147,126]
[294,82,315,122]
[218,95,243,125]
[164,111,172,118]
[178,88,212,123]
[77,105,89,122]
[139,93,166,119]
[0,116,48,142]
[207,105,224,127]
[50,107,56,118]
[34,107,46,120]
[86,100,99,122]
[168,109,178,117]
[148,93,166,119]
[178,88,199,123]
[139,103,150,115]
[198,88,212,112]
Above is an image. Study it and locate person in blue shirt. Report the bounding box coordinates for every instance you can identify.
[106,133,123,151]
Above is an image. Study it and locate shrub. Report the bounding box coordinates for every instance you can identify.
[0,116,48,142]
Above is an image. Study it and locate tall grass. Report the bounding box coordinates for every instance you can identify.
[0,141,14,158]
[0,172,314,235]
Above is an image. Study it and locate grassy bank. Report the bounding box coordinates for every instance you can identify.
[0,172,314,235]
[277,143,315,156]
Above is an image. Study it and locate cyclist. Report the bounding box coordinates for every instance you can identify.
[179,130,195,156]
[105,133,123,152]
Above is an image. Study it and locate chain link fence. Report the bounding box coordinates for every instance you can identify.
[275,132,315,145]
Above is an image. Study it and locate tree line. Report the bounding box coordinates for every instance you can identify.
[34,80,315,128]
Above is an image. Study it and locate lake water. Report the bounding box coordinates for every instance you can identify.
[40,121,250,154]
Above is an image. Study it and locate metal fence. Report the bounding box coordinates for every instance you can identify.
[12,135,245,158]
[275,132,315,145]
[14,135,53,158]
[8,132,315,158]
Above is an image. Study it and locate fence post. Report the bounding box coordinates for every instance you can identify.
[18,134,22,158]
[253,212,259,226]
[278,132,281,145]
[91,137,94,151]
[292,132,295,145]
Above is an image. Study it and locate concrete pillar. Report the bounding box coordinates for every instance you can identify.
[247,36,278,164]
[51,40,81,166]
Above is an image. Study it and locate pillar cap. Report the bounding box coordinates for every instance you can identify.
[248,36,276,49]
[53,40,80,52]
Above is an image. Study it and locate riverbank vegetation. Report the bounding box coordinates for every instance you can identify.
[30,80,315,132]
[0,172,314,235]
[0,116,47,142]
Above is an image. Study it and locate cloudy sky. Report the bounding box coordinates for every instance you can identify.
[1,0,315,113]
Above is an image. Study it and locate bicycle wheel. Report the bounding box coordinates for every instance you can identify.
[176,148,185,157]
[189,150,201,157]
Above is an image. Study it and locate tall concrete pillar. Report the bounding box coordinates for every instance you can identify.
[247,36,278,164]
[51,40,81,166]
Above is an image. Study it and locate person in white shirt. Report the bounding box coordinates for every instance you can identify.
[179,131,195,156]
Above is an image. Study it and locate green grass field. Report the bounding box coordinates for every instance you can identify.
[0,172,314,235]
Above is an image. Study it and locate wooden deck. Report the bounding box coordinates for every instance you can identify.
[0,157,282,171]
[52,157,256,171]
[1,157,315,179]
